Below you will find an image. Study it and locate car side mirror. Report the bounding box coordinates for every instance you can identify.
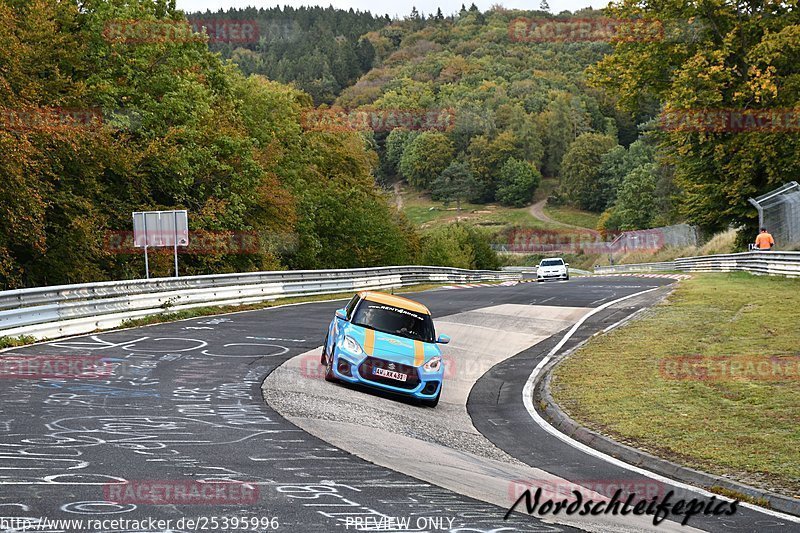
[565,263,570,267]
[437,334,451,344]
[335,309,347,321]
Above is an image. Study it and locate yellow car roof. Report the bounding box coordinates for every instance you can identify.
[359,291,430,315]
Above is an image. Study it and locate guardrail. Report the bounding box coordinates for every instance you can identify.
[0,266,521,341]
[594,261,678,274]
[594,251,800,277]
[501,266,538,274]
[502,265,593,276]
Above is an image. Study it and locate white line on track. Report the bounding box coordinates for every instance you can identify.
[522,288,800,524]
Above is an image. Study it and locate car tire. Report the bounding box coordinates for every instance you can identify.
[324,349,337,382]
[421,389,441,408]
[320,334,328,364]
[565,275,570,280]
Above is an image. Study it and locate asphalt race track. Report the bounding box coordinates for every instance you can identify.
[0,277,796,532]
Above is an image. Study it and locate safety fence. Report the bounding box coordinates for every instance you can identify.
[0,266,520,341]
[492,223,697,255]
[594,251,800,277]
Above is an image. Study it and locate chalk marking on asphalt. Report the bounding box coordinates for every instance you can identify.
[522,288,800,524]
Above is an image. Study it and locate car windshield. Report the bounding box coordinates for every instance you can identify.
[351,302,435,342]
[540,259,564,267]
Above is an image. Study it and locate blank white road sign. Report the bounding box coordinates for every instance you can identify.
[133,210,189,248]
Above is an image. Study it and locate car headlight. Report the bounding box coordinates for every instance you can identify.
[423,356,442,372]
[342,335,363,355]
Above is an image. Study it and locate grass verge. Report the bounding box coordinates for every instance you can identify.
[543,204,601,230]
[551,273,800,497]
[401,188,548,230]
[0,335,37,350]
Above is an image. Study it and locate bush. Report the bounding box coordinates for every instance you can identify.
[496,158,541,207]
[419,223,500,270]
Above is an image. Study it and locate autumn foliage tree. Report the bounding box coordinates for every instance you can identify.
[590,0,800,237]
[0,0,419,289]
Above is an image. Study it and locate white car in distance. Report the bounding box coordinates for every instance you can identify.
[536,257,569,282]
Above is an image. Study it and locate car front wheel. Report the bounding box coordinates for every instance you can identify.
[324,349,337,382]
[320,334,329,364]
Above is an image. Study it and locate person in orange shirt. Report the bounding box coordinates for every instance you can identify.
[754,228,775,250]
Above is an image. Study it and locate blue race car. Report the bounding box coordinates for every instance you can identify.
[321,291,450,407]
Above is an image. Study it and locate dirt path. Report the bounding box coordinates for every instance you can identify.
[393,181,404,211]
[529,198,600,235]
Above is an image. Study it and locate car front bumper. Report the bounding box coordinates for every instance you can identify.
[331,351,443,399]
[538,272,568,280]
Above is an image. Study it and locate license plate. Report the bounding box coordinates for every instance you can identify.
[373,367,407,382]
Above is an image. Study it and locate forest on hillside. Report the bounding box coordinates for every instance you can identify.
[328,3,797,242]
[0,0,431,289]
[187,6,391,104]
[2,0,798,289]
[332,6,668,236]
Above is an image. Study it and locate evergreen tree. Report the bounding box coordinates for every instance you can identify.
[431,161,480,211]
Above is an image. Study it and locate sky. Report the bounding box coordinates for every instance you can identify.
[177,0,609,18]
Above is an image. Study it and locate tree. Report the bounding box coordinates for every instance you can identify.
[589,0,800,235]
[0,0,420,287]
[431,161,480,211]
[597,139,655,210]
[419,223,500,269]
[613,164,658,230]
[466,131,522,202]
[560,133,619,212]
[398,132,455,190]
[465,226,500,270]
[539,93,592,177]
[496,158,541,207]
[420,224,475,269]
[383,129,418,178]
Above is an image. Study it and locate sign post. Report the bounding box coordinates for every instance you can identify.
[133,210,189,278]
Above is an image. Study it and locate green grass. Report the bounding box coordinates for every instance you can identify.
[401,188,548,231]
[0,335,37,350]
[543,205,601,230]
[551,273,800,496]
